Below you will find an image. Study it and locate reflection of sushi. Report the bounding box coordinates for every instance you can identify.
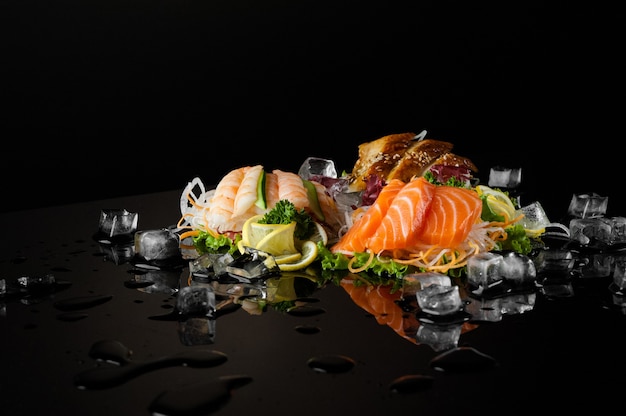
[331,177,505,274]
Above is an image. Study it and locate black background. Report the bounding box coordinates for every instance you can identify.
[2,2,624,219]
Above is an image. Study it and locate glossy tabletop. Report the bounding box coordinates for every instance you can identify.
[1,188,626,416]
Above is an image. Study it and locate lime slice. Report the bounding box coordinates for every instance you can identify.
[255,221,298,256]
[476,185,516,221]
[279,240,319,272]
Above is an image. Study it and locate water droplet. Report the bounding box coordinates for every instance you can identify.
[57,312,89,322]
[287,305,326,317]
[149,375,252,415]
[54,295,113,311]
[295,325,320,334]
[124,279,154,289]
[307,354,355,373]
[75,345,228,389]
[390,374,435,393]
[430,346,497,372]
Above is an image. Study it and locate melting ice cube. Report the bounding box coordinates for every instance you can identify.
[467,252,503,289]
[499,251,537,284]
[488,166,522,188]
[134,229,181,261]
[98,209,138,238]
[569,218,612,246]
[298,157,338,180]
[567,193,608,219]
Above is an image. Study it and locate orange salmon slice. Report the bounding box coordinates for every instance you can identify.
[416,185,482,248]
[366,177,436,253]
[331,179,406,254]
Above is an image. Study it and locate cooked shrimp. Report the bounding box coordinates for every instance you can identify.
[273,169,309,209]
[233,165,264,217]
[208,166,246,230]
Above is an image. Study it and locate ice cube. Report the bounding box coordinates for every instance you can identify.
[567,193,608,218]
[498,251,536,284]
[488,166,522,188]
[298,157,338,180]
[98,209,138,238]
[416,284,462,316]
[467,252,503,288]
[225,247,280,281]
[569,218,612,246]
[176,286,216,317]
[0,278,6,296]
[516,201,551,231]
[134,229,181,261]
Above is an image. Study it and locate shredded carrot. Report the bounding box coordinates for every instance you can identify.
[348,251,375,274]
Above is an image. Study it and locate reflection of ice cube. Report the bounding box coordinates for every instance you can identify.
[298,157,338,180]
[17,274,56,291]
[613,257,626,290]
[578,253,613,278]
[403,272,451,295]
[99,209,138,237]
[178,317,216,346]
[134,229,181,261]
[467,252,503,288]
[541,282,575,298]
[176,286,216,317]
[499,252,536,284]
[133,269,180,295]
[534,248,574,280]
[569,218,612,246]
[500,292,536,315]
[99,242,135,265]
[465,297,503,322]
[488,166,522,188]
[416,285,462,316]
[416,323,462,351]
[567,193,608,218]
[609,217,626,244]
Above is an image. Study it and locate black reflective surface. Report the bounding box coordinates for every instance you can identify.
[2,189,626,415]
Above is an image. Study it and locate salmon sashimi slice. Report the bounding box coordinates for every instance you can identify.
[416,185,482,248]
[366,177,436,254]
[331,179,406,255]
